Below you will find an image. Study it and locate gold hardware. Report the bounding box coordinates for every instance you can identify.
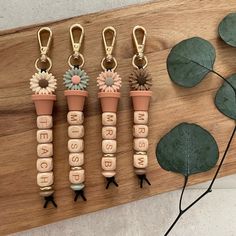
[68,24,85,68]
[132,25,148,69]
[101,26,117,71]
[35,27,52,72]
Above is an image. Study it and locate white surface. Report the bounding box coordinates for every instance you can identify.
[2,1,236,235]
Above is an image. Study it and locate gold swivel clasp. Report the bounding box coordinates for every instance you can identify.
[35,27,53,72]
[132,25,148,69]
[101,26,117,71]
[68,23,85,68]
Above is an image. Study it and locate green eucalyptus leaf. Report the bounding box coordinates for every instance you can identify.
[167,37,216,87]
[219,13,236,47]
[156,123,219,177]
[215,74,236,120]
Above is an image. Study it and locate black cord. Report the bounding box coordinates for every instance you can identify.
[106,177,119,189]
[137,174,151,188]
[74,190,87,202]
[43,195,57,208]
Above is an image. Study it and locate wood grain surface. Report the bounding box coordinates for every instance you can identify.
[1,0,236,234]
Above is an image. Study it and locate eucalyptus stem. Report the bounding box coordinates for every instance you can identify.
[164,71,236,236]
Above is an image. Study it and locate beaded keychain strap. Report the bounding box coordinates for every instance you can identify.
[30,27,57,208]
[63,24,89,201]
[97,27,122,189]
[129,26,152,188]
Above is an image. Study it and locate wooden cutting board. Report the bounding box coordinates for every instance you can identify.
[1,0,236,234]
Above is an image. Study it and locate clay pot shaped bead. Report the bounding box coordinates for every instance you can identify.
[63,68,89,111]
[129,68,152,111]
[30,72,57,115]
[97,70,122,113]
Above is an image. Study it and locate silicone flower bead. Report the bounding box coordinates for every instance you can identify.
[63,68,89,90]
[129,68,152,91]
[30,71,57,94]
[97,70,122,92]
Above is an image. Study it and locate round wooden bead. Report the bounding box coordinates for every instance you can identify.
[70,184,85,191]
[102,171,116,178]
[39,190,54,197]
[134,168,146,175]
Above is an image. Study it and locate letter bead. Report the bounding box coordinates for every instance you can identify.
[134,111,148,124]
[69,153,84,166]
[69,169,85,184]
[37,172,54,187]
[133,154,148,168]
[67,111,84,125]
[68,139,84,152]
[37,115,53,129]
[68,125,84,138]
[37,129,53,143]
[37,143,53,157]
[102,126,116,140]
[133,138,148,152]
[101,157,116,171]
[102,140,117,154]
[37,158,53,172]
[133,125,148,138]
[102,112,117,126]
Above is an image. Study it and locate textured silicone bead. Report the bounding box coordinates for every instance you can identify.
[37,143,53,158]
[134,111,148,124]
[37,172,54,187]
[37,115,53,129]
[67,111,84,125]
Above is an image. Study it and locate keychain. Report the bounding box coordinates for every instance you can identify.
[63,24,89,201]
[129,26,152,188]
[30,27,57,208]
[97,26,122,189]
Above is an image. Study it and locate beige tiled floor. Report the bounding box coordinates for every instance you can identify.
[3,1,236,235]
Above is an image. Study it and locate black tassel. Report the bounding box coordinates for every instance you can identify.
[74,190,87,202]
[138,174,151,188]
[106,176,119,189]
[43,195,57,208]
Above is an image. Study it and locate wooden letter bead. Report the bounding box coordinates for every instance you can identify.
[68,139,84,152]
[67,111,84,125]
[37,129,53,143]
[69,169,85,184]
[69,153,84,166]
[102,112,116,126]
[133,154,148,168]
[133,125,148,138]
[101,157,116,171]
[133,138,148,152]
[37,143,53,157]
[68,125,84,138]
[102,140,117,154]
[37,115,53,129]
[37,172,53,187]
[134,111,148,124]
[37,158,53,172]
[102,126,116,140]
